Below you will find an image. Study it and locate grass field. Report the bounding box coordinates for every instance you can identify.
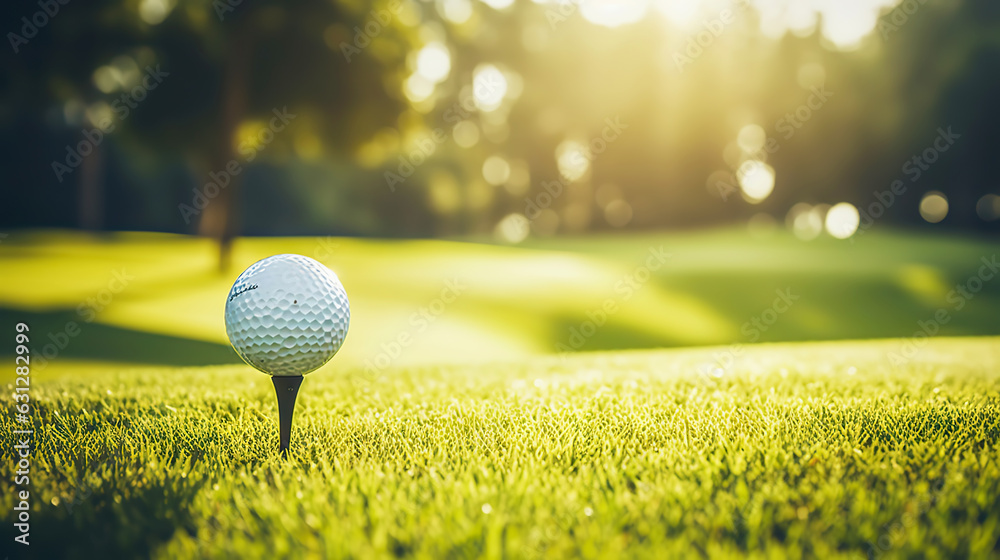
[1,229,999,559]
[0,228,998,371]
[2,337,999,559]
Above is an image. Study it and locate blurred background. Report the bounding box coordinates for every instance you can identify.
[3,0,1000,241]
[1,0,998,371]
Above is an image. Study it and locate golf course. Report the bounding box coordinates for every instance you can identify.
[5,0,1000,556]
[2,229,999,558]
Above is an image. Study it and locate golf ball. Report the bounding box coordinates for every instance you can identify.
[225,254,350,376]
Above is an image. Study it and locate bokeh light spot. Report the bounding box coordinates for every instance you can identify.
[819,4,882,51]
[976,194,1000,221]
[787,203,823,240]
[738,161,775,203]
[580,0,647,28]
[556,140,589,182]
[472,64,508,112]
[92,66,122,94]
[604,200,633,227]
[655,0,701,27]
[436,0,473,24]
[495,213,529,243]
[482,155,511,186]
[404,74,435,103]
[415,42,451,84]
[919,191,949,223]
[737,124,767,154]
[139,0,175,25]
[453,121,480,148]
[86,102,114,131]
[480,0,514,10]
[825,202,860,239]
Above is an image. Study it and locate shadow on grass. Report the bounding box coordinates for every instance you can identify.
[661,271,1000,343]
[0,307,240,367]
[548,268,1000,355]
[0,476,206,560]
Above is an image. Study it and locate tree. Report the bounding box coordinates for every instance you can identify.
[2,0,414,268]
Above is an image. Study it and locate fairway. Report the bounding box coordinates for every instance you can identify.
[1,229,998,370]
[2,337,999,559]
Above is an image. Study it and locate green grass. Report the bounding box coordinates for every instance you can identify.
[3,337,999,559]
[0,229,997,372]
[2,229,998,558]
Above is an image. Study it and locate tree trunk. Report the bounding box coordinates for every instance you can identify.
[199,22,252,273]
[78,141,104,230]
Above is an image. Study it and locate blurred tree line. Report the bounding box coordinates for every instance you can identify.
[1,0,998,261]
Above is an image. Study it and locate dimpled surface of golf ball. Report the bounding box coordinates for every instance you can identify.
[225,254,349,376]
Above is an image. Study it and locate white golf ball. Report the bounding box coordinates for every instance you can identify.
[225,254,350,376]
